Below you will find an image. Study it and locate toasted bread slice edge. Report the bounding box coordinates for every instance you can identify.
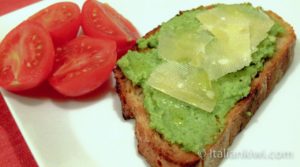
[114,9,296,167]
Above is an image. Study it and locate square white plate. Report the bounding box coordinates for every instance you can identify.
[0,0,299,167]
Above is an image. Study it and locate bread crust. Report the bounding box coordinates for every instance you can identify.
[114,9,296,167]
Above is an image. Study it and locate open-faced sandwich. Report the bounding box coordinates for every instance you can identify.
[114,3,296,167]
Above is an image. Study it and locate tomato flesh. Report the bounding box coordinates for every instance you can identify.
[49,36,117,97]
[28,2,81,46]
[0,21,55,91]
[82,0,140,57]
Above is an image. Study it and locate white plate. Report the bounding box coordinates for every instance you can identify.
[0,0,300,167]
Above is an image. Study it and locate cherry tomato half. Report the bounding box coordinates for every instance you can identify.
[81,0,140,58]
[28,2,81,47]
[49,36,117,97]
[0,21,55,91]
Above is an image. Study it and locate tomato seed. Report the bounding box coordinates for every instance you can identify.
[36,53,41,58]
[26,62,32,68]
[105,30,113,34]
[68,73,74,78]
[56,47,63,53]
[36,44,42,50]
[95,55,101,59]
[32,35,37,41]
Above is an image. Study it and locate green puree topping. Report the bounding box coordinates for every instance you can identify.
[117,4,284,154]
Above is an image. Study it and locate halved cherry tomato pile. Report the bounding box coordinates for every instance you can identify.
[0,0,139,97]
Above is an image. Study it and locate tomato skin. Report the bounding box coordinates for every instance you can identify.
[0,21,55,91]
[49,36,117,97]
[81,0,140,58]
[28,2,81,47]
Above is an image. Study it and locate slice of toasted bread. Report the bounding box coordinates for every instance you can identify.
[114,7,296,167]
